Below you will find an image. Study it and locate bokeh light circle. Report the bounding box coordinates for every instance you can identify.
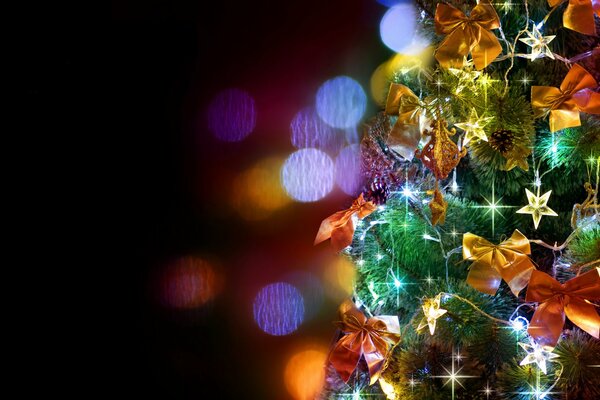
[316,76,366,129]
[323,256,356,301]
[160,256,223,309]
[207,88,256,142]
[285,271,324,320]
[290,106,344,153]
[379,4,418,53]
[335,144,364,196]
[284,349,327,400]
[231,157,291,220]
[281,148,335,202]
[253,282,305,336]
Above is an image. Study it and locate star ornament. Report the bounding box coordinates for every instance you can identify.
[519,340,559,374]
[417,294,447,335]
[516,188,558,229]
[455,109,493,145]
[518,25,556,60]
[449,59,481,94]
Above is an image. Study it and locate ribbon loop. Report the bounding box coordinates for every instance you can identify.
[550,0,598,35]
[434,2,502,70]
[532,64,600,132]
[315,194,377,252]
[329,300,401,385]
[462,230,536,296]
[384,83,424,160]
[526,268,600,348]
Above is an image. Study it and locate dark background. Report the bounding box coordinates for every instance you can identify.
[109,1,390,398]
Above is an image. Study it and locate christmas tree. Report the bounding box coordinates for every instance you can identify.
[314,1,600,399]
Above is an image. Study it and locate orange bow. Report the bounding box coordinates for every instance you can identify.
[549,0,600,35]
[314,194,376,252]
[329,300,401,385]
[526,268,600,348]
[532,64,600,132]
[434,1,502,70]
[463,230,536,296]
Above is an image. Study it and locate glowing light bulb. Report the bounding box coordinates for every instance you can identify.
[451,180,459,193]
[394,279,401,288]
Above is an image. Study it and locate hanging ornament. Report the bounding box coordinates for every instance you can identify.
[532,64,600,132]
[415,120,467,180]
[518,339,560,374]
[518,25,556,60]
[434,1,502,70]
[329,300,401,385]
[571,181,600,229]
[428,186,448,226]
[525,268,600,348]
[315,193,377,252]
[385,83,432,160]
[365,177,390,205]
[462,230,536,296]
[488,128,515,155]
[417,293,447,335]
[547,0,600,36]
[454,108,494,145]
[516,188,558,229]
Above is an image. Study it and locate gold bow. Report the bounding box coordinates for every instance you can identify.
[532,64,600,132]
[314,194,377,252]
[329,300,401,385]
[462,230,536,296]
[548,0,600,35]
[384,83,428,160]
[434,1,502,70]
[526,268,600,348]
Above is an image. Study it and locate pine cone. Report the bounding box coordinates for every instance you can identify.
[489,129,515,155]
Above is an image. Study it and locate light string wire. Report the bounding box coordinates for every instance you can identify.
[441,292,512,326]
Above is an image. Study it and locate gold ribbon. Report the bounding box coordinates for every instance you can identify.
[549,0,600,35]
[329,300,401,385]
[314,194,377,252]
[384,83,426,160]
[462,230,536,296]
[526,268,600,348]
[434,1,502,70]
[532,64,600,132]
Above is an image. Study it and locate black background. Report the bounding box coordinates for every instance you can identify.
[108,1,388,398]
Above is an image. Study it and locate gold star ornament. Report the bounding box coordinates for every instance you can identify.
[417,294,447,335]
[518,25,556,60]
[454,109,493,145]
[516,188,557,229]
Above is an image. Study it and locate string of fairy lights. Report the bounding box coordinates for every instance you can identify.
[322,0,599,398]
[342,155,599,399]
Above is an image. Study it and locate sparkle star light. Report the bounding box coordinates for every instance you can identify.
[516,188,558,229]
[519,25,556,60]
[480,382,494,399]
[417,293,447,335]
[454,108,493,145]
[519,340,559,374]
[432,349,477,400]
[471,184,514,236]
